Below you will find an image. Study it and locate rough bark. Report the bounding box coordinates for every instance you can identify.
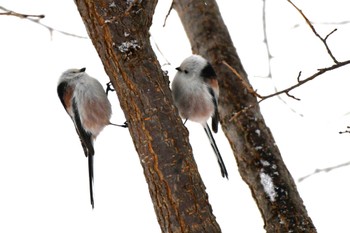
[74,1,221,232]
[173,0,316,232]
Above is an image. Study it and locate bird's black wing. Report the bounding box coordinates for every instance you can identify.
[201,62,220,133]
[57,81,71,110]
[72,97,95,208]
[72,98,94,157]
[208,87,219,133]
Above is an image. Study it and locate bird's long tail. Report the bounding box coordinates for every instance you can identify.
[88,154,94,208]
[204,123,228,179]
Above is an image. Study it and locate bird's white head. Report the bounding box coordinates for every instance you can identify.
[59,67,86,83]
[175,55,208,77]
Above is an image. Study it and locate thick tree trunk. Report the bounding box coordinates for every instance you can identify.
[173,0,317,232]
[74,1,221,232]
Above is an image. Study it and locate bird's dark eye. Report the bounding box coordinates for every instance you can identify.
[184,70,188,74]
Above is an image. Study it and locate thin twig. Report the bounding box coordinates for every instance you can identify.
[339,126,350,134]
[163,1,174,27]
[222,61,262,98]
[256,0,350,102]
[150,33,171,66]
[261,0,303,115]
[226,1,350,121]
[287,0,339,64]
[294,20,350,28]
[262,0,272,79]
[226,59,350,122]
[0,6,87,39]
[0,6,44,19]
[298,161,350,182]
[259,60,350,102]
[224,59,350,103]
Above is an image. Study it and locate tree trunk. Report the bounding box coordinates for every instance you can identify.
[173,0,317,232]
[74,0,221,232]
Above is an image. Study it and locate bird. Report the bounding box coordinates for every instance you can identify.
[171,54,228,178]
[57,67,122,208]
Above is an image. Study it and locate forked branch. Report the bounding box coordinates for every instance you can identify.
[226,0,350,110]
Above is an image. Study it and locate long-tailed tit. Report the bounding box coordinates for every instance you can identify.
[171,55,228,178]
[57,68,123,208]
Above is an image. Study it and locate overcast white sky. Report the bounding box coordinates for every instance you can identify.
[1,0,350,232]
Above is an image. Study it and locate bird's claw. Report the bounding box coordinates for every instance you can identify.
[106,81,115,96]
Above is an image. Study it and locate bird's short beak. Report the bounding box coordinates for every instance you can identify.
[175,67,181,71]
[80,67,86,72]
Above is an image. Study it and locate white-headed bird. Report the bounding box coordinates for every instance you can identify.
[57,68,113,208]
[171,55,228,178]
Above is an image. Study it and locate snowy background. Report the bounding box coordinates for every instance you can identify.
[1,0,350,232]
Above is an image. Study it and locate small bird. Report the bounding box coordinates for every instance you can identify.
[57,67,119,208]
[171,55,228,178]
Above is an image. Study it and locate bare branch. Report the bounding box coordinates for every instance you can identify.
[0,6,87,39]
[298,119,350,183]
[316,20,350,25]
[296,71,302,82]
[163,1,174,27]
[261,0,272,79]
[231,1,350,105]
[261,0,303,116]
[324,28,337,41]
[298,161,350,182]
[224,59,350,104]
[228,59,350,124]
[339,126,350,134]
[150,33,171,66]
[222,61,262,98]
[287,0,339,64]
[259,60,350,101]
[0,6,44,19]
[285,91,301,101]
[294,20,350,28]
